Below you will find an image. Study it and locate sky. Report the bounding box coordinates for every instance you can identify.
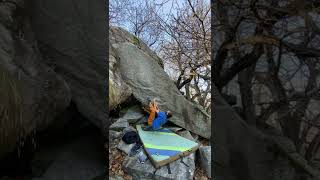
[113,0,184,33]
[109,0,211,99]
[110,0,210,31]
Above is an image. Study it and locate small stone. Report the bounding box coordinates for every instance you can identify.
[117,140,136,155]
[110,118,129,131]
[122,126,137,134]
[108,175,124,180]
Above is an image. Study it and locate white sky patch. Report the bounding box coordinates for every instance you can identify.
[110,0,211,108]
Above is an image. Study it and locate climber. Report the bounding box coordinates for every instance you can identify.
[142,98,172,131]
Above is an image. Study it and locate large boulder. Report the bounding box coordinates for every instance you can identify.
[111,42,211,139]
[29,0,107,131]
[0,1,71,158]
[109,46,132,111]
[109,27,164,68]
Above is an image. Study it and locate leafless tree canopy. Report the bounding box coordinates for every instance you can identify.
[110,0,211,113]
[213,0,320,176]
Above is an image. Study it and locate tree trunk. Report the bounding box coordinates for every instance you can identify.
[238,64,256,125]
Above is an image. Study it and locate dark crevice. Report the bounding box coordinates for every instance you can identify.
[180,158,190,167]
[0,133,35,178]
[0,101,103,179]
[109,95,142,118]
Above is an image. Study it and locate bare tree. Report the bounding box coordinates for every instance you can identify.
[159,0,211,112]
[109,0,130,25]
[213,0,320,177]
[110,0,170,49]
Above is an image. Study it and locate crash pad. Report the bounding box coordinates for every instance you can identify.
[136,125,199,168]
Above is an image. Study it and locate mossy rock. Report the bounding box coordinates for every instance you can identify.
[131,36,141,48]
[109,79,117,104]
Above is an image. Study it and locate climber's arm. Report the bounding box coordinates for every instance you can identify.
[147,108,156,126]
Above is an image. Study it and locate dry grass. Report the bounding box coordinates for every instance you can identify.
[194,166,211,180]
[107,139,133,180]
[198,137,210,146]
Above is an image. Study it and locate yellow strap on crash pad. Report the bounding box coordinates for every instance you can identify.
[144,143,190,152]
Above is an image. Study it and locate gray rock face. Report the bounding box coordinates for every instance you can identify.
[199,146,211,178]
[121,105,144,123]
[30,0,107,132]
[109,45,132,111]
[109,27,164,68]
[123,152,195,180]
[110,118,129,131]
[0,1,71,158]
[111,42,211,139]
[32,134,105,180]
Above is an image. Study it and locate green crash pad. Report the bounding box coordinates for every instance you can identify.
[136,125,199,168]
